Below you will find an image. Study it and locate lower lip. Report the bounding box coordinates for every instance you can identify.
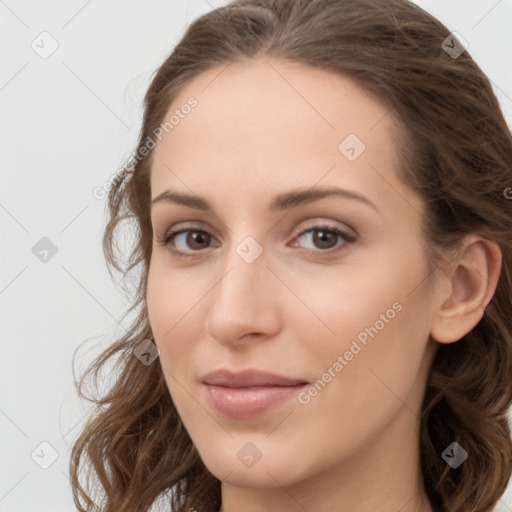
[203,383,307,419]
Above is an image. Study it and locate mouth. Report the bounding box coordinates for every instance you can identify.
[201,368,309,419]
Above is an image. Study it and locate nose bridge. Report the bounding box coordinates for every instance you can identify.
[205,233,280,344]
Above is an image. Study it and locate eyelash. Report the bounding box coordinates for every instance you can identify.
[155,222,357,260]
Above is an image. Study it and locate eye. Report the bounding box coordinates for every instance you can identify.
[290,224,356,255]
[156,227,218,258]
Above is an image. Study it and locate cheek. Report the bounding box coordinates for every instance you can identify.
[146,256,201,340]
[146,259,197,389]
[286,291,432,475]
[294,244,433,405]
[290,248,427,353]
[146,257,219,405]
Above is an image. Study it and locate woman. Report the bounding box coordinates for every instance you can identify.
[69,1,512,511]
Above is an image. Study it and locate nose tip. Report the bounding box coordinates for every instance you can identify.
[204,251,280,346]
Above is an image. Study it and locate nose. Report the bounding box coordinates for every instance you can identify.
[204,240,281,347]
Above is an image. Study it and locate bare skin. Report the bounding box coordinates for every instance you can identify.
[146,57,501,512]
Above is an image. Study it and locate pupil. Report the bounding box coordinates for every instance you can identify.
[314,230,335,249]
[188,231,208,249]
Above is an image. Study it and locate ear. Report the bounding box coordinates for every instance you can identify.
[430,235,502,344]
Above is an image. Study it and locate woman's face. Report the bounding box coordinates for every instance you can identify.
[147,58,439,491]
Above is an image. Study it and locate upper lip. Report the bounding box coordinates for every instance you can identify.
[201,369,308,388]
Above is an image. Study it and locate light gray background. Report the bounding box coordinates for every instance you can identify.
[1,1,511,511]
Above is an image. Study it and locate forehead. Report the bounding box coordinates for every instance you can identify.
[149,57,411,213]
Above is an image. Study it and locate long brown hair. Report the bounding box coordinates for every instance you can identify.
[69,1,512,511]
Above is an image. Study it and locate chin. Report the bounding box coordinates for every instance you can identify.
[195,436,310,489]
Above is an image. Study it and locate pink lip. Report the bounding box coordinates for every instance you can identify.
[201,369,308,419]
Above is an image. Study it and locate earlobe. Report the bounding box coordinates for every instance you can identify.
[430,235,502,344]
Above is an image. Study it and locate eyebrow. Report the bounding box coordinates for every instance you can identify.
[150,186,378,212]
